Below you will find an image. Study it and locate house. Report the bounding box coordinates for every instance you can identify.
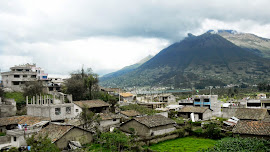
[37,123,93,150]
[157,94,176,104]
[1,63,48,92]
[234,108,270,121]
[178,106,212,121]
[120,92,134,102]
[138,102,166,109]
[0,115,50,133]
[192,95,222,117]
[120,110,142,119]
[232,121,270,139]
[73,100,110,117]
[120,115,176,137]
[5,121,49,148]
[99,113,121,132]
[26,95,75,121]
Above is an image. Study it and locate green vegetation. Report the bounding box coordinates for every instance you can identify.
[4,92,24,103]
[26,135,60,152]
[148,137,217,152]
[206,137,270,152]
[23,81,44,98]
[0,132,5,136]
[120,104,157,115]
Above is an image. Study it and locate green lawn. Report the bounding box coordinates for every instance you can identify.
[148,137,217,152]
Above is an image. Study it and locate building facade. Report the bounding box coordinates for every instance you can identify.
[1,64,48,91]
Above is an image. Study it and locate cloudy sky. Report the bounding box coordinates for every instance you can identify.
[1,0,270,78]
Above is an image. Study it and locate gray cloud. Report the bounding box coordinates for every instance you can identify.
[0,0,270,76]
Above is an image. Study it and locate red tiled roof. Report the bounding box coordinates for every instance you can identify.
[232,120,270,136]
[120,110,141,117]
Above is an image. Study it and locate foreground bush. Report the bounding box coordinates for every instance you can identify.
[205,137,270,152]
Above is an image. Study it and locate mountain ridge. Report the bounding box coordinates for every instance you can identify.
[100,31,270,88]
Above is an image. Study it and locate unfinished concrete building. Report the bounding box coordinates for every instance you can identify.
[1,63,48,92]
[26,94,75,121]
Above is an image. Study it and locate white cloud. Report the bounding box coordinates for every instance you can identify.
[0,37,169,76]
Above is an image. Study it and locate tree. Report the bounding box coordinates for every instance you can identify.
[83,68,99,100]
[64,67,99,101]
[79,106,100,130]
[98,129,130,152]
[23,81,44,97]
[26,135,60,152]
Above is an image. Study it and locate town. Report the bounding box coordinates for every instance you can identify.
[0,63,269,151]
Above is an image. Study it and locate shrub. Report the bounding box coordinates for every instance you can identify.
[192,128,203,137]
[203,122,221,139]
[206,137,270,152]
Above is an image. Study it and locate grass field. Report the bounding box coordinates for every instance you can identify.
[148,137,217,152]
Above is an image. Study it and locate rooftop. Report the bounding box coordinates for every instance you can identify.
[120,92,133,98]
[120,110,141,117]
[0,115,50,126]
[232,120,270,136]
[179,106,209,113]
[133,115,175,128]
[74,100,110,108]
[234,108,268,120]
[37,123,74,142]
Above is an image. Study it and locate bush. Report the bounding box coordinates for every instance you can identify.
[203,122,221,139]
[206,137,270,152]
[192,128,203,137]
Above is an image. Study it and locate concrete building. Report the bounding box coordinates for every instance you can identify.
[26,95,75,121]
[120,115,176,137]
[156,94,176,104]
[138,102,166,109]
[179,95,222,117]
[0,98,16,118]
[1,63,48,92]
[246,98,270,109]
[37,123,93,150]
[178,106,212,121]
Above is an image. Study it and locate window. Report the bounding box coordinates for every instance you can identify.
[113,118,117,121]
[55,108,61,115]
[25,69,30,72]
[204,99,210,102]
[76,109,79,112]
[31,75,36,78]
[23,75,27,78]
[66,107,71,114]
[13,137,16,141]
[14,75,20,78]
[13,82,20,85]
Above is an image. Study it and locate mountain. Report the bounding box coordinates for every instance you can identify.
[100,55,153,82]
[215,30,270,58]
[100,32,270,88]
